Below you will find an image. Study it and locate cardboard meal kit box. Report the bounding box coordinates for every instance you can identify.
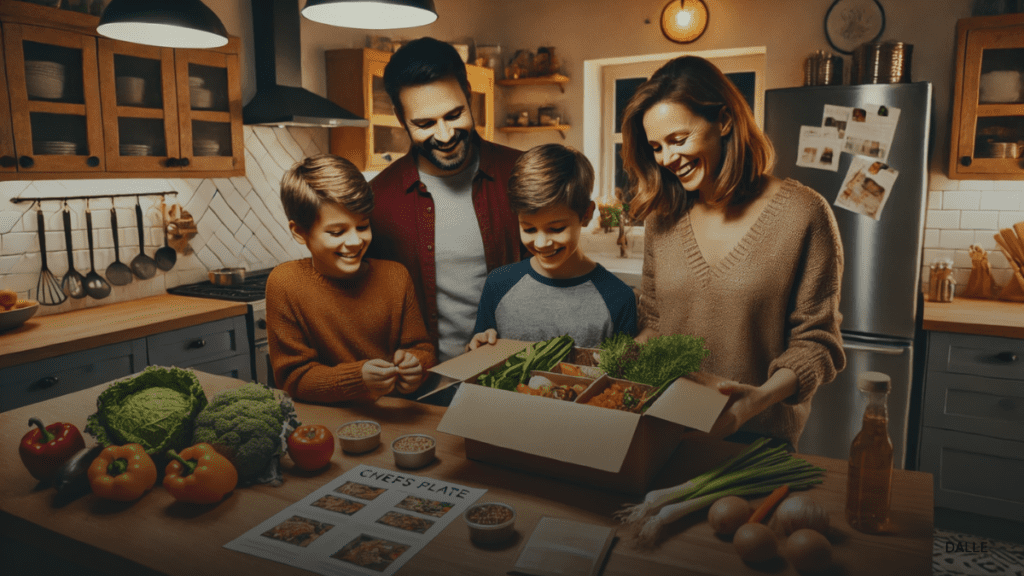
[429,340,729,495]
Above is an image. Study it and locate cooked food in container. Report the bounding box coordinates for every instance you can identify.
[336,420,381,454]
[391,434,435,469]
[464,502,516,544]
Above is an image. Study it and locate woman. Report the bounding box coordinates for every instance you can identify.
[621,56,845,449]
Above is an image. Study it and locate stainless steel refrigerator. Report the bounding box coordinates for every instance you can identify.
[763,82,932,469]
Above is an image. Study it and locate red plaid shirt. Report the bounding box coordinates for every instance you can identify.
[367,138,524,350]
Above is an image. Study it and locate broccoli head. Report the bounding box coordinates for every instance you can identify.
[192,382,300,485]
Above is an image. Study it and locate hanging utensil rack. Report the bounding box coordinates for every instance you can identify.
[10,191,178,205]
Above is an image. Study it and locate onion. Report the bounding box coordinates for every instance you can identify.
[733,522,778,563]
[708,496,752,536]
[775,494,830,535]
[785,528,832,573]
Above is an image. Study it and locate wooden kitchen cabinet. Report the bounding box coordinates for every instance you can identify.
[948,12,1024,180]
[0,1,244,180]
[0,316,251,411]
[917,330,1024,521]
[325,47,494,172]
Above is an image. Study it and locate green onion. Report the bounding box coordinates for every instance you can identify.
[615,438,825,546]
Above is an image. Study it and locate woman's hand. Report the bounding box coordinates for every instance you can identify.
[393,350,424,394]
[361,359,398,397]
[465,329,498,352]
[706,381,767,439]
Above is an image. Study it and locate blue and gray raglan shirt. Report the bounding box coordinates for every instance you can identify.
[472,258,638,348]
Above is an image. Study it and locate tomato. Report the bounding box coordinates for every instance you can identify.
[287,424,335,471]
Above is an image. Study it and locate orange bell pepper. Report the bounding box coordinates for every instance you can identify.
[87,443,157,501]
[163,443,238,504]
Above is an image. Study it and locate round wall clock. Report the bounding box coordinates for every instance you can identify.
[825,0,886,54]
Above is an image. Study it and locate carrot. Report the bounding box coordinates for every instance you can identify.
[747,484,789,524]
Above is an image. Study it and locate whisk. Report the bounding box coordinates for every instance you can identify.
[35,202,67,306]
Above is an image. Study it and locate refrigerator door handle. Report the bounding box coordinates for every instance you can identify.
[842,341,906,355]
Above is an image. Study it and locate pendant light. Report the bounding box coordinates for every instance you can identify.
[301,0,438,29]
[661,0,709,44]
[97,0,229,49]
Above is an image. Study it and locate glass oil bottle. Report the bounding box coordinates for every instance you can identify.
[845,371,893,533]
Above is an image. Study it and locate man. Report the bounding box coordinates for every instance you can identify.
[368,37,524,368]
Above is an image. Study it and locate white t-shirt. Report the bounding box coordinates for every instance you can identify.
[418,157,488,361]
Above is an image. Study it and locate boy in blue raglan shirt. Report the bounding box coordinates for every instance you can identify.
[466,144,637,351]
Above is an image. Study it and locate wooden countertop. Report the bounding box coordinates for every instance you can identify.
[0,294,248,369]
[0,371,935,576]
[922,297,1024,339]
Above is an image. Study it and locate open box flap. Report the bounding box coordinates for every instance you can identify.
[644,376,729,433]
[428,339,530,382]
[437,383,640,473]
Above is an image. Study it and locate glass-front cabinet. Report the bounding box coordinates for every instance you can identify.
[949,13,1024,180]
[4,23,104,174]
[0,1,244,180]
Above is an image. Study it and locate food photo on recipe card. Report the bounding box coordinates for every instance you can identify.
[224,464,486,576]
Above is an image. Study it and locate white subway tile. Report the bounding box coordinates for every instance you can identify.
[925,210,960,229]
[980,190,1022,211]
[957,180,995,191]
[927,173,959,191]
[992,180,1024,191]
[942,190,981,210]
[960,210,999,229]
[938,229,975,249]
[998,211,1024,228]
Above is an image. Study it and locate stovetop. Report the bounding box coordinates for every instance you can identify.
[166,268,273,302]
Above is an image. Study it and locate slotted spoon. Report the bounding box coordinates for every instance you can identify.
[61,201,86,299]
[34,203,66,306]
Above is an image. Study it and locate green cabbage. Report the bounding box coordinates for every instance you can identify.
[85,366,208,456]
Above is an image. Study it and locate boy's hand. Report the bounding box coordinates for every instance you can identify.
[362,359,398,397]
[465,329,498,352]
[393,350,423,394]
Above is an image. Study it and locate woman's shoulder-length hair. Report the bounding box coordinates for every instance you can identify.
[620,55,774,223]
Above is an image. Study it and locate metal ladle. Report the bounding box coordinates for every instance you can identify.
[154,194,176,271]
[104,205,133,286]
[60,201,86,299]
[129,196,158,280]
[83,200,111,299]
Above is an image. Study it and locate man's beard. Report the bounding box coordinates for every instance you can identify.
[414,128,475,172]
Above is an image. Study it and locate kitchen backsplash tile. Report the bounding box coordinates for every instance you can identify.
[922,181,1024,296]
[0,126,326,316]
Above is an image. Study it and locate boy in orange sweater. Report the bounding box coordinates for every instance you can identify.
[267,154,435,403]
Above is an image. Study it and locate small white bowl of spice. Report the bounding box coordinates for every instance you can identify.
[464,502,516,544]
[391,434,436,469]
[336,420,381,454]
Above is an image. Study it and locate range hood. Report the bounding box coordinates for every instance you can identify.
[243,0,368,128]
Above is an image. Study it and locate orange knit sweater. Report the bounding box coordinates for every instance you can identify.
[266,258,436,403]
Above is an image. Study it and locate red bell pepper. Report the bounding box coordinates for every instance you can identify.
[163,443,238,504]
[88,443,157,501]
[287,424,335,471]
[19,417,86,482]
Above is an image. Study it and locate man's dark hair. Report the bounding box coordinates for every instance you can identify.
[383,37,471,122]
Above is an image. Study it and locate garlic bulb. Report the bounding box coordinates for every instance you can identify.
[775,494,830,535]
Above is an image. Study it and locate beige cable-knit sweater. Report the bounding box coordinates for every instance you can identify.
[638,178,845,447]
[267,258,436,403]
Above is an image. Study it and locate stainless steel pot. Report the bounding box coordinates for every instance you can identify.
[209,267,246,285]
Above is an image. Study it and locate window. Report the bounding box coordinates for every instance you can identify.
[583,48,766,215]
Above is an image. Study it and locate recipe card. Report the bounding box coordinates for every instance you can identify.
[511,517,617,576]
[225,464,486,576]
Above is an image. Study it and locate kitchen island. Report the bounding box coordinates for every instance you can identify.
[0,371,934,576]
